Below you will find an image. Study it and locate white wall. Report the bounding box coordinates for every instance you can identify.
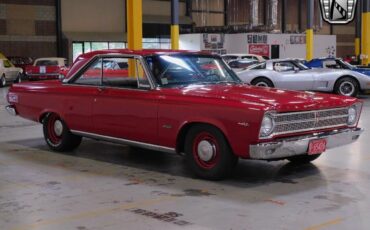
[179,34,202,51]
[225,33,336,59]
[180,33,337,59]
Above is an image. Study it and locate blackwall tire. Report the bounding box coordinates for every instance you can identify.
[184,124,238,180]
[43,113,82,152]
[334,77,359,97]
[0,75,6,87]
[251,77,274,88]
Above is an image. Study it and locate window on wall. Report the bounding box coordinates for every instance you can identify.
[191,0,225,27]
[72,42,127,62]
[142,38,171,49]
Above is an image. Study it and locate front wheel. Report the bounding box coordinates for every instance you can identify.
[287,154,321,164]
[43,113,82,152]
[251,77,274,88]
[334,77,359,97]
[0,75,6,87]
[14,73,22,83]
[184,125,238,180]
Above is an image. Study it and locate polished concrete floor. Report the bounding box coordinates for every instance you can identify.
[0,86,370,230]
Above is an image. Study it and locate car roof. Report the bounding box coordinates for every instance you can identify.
[77,49,207,59]
[35,57,66,61]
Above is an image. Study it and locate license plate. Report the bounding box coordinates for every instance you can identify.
[308,139,327,155]
[40,66,46,74]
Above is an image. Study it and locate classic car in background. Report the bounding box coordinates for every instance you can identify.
[0,57,23,87]
[222,54,267,63]
[227,59,259,71]
[306,58,370,77]
[237,59,370,97]
[6,49,363,180]
[8,56,34,76]
[25,57,68,81]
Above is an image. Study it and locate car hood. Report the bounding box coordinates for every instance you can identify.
[161,83,357,112]
[352,68,370,76]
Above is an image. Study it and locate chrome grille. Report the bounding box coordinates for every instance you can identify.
[273,107,349,135]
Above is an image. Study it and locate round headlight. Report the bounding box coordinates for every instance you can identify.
[348,106,357,125]
[260,115,275,137]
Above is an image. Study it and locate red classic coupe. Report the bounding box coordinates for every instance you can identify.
[6,49,364,180]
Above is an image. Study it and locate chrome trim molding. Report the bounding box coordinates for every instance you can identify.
[250,128,364,160]
[5,105,17,116]
[27,73,59,76]
[71,130,176,154]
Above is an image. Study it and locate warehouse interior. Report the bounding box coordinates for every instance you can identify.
[1,0,370,229]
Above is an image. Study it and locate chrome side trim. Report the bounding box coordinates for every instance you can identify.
[71,130,176,154]
[27,73,59,76]
[250,128,363,160]
[5,105,17,116]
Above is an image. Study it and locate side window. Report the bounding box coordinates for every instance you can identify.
[101,57,150,89]
[73,58,102,85]
[4,60,11,68]
[274,62,295,72]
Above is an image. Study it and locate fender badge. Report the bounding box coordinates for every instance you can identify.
[238,122,249,127]
[162,124,172,129]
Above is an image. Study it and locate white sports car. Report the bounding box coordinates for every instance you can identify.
[0,58,23,87]
[237,59,370,97]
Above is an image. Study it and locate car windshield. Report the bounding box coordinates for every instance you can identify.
[338,59,354,69]
[145,54,241,87]
[247,62,266,70]
[294,61,310,70]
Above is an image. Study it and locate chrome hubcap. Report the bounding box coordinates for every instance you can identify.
[339,81,355,96]
[53,120,63,136]
[197,140,216,162]
[256,82,268,87]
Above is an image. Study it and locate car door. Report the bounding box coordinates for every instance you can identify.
[3,59,18,80]
[272,61,314,90]
[92,56,159,144]
[61,58,102,134]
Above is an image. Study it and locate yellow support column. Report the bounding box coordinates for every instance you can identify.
[126,0,142,50]
[306,29,314,61]
[355,38,361,57]
[306,0,314,61]
[171,25,179,50]
[362,12,370,66]
[171,0,180,50]
[126,0,142,77]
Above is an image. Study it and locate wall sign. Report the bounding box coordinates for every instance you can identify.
[249,44,270,57]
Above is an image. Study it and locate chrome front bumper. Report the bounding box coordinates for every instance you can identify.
[249,128,363,160]
[5,105,17,116]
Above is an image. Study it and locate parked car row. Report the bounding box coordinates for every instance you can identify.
[5,49,364,180]
[223,54,370,98]
[0,55,68,87]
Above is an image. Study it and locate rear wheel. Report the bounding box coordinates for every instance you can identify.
[287,154,321,164]
[184,124,238,180]
[0,75,6,87]
[334,77,359,97]
[43,113,82,152]
[14,73,22,83]
[251,77,274,88]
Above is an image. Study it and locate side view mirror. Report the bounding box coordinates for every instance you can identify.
[294,67,300,73]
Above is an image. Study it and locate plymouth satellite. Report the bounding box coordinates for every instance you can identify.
[237,59,370,97]
[6,49,364,180]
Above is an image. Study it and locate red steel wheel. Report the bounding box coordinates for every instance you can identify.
[46,113,63,145]
[185,124,238,180]
[43,113,82,152]
[192,132,221,169]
